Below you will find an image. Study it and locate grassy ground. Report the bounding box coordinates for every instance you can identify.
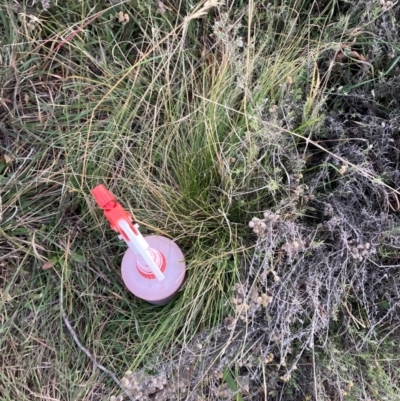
[1,0,400,400]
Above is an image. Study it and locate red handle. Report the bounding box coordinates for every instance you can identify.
[91,184,138,241]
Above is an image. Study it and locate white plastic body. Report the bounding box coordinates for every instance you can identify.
[118,220,165,281]
[121,235,186,305]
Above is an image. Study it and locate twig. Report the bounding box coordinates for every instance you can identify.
[61,312,118,383]
[62,311,135,401]
[310,320,318,399]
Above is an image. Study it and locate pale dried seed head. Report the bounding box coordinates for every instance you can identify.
[121,377,130,388]
[204,0,223,8]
